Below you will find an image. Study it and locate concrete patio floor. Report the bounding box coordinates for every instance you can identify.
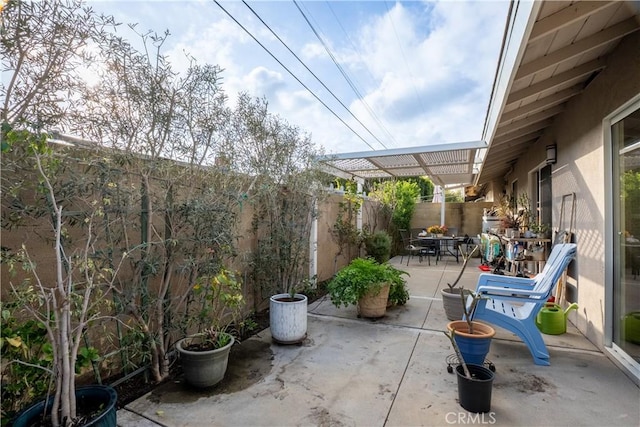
[117,255,640,427]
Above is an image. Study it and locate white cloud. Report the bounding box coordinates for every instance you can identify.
[88,0,509,155]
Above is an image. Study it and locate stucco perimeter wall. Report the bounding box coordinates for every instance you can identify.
[316,194,346,282]
[411,202,494,237]
[507,32,640,349]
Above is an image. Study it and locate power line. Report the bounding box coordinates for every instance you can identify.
[241,0,386,150]
[212,0,378,151]
[383,1,428,116]
[302,0,397,148]
[292,0,389,150]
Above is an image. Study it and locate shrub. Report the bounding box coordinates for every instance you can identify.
[364,230,392,263]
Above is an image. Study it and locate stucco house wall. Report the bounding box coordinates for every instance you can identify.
[506,31,640,349]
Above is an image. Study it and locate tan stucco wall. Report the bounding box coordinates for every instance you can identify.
[411,202,494,237]
[503,31,640,350]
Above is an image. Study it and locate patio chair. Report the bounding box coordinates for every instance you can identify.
[399,229,423,265]
[467,243,577,366]
[418,238,440,266]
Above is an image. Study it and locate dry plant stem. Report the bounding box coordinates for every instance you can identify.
[447,245,479,290]
[460,288,479,335]
[444,329,471,379]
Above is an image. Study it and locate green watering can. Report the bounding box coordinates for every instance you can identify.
[536,303,578,335]
[623,312,640,344]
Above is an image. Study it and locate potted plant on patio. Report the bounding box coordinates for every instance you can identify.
[441,245,479,320]
[234,95,330,344]
[444,328,495,413]
[268,277,314,345]
[427,224,448,237]
[176,267,245,388]
[328,258,408,318]
[2,127,121,427]
[446,291,495,366]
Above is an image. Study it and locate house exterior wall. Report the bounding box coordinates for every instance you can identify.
[506,32,640,350]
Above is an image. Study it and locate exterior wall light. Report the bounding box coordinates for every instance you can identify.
[546,143,557,165]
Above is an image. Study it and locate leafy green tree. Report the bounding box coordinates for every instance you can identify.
[391,181,420,230]
[445,189,464,203]
[225,94,328,303]
[1,0,116,129]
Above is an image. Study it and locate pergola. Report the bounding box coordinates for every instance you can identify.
[319,140,487,225]
[319,140,486,187]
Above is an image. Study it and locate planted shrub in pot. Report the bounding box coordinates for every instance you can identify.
[328,258,408,318]
[233,95,329,344]
[176,268,245,388]
[2,127,124,426]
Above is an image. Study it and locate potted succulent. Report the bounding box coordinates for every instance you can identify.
[328,258,408,318]
[176,268,245,388]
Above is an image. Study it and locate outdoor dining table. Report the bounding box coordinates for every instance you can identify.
[416,235,462,263]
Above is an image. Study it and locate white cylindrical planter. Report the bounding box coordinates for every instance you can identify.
[269,293,308,344]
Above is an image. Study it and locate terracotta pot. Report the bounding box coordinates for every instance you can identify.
[357,283,390,318]
[447,320,495,365]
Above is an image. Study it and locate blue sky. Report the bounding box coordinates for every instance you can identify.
[88,0,510,155]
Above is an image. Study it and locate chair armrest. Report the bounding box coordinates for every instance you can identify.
[476,285,548,300]
[476,273,536,290]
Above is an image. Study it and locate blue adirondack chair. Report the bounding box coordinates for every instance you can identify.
[467,243,578,365]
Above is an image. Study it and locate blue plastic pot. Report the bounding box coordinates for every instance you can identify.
[448,320,495,365]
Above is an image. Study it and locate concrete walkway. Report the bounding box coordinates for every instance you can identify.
[118,255,640,426]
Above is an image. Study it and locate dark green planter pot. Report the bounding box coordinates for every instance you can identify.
[12,385,117,427]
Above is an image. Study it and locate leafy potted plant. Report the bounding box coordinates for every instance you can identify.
[232,95,329,344]
[328,258,408,318]
[441,245,479,320]
[387,271,411,307]
[363,229,410,307]
[176,268,245,388]
[530,222,550,239]
[2,127,121,427]
[446,290,495,365]
[427,224,448,237]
